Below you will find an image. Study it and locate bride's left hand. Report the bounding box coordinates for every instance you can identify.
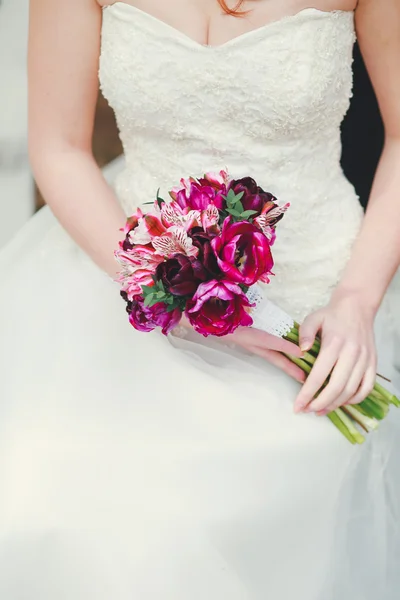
[293,291,377,415]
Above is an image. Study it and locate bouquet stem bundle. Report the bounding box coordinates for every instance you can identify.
[284,323,400,444]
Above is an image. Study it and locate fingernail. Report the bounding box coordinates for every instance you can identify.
[300,341,311,352]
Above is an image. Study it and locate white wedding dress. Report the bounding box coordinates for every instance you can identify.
[0,5,399,599]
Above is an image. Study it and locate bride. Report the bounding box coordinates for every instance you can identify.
[0,0,399,598]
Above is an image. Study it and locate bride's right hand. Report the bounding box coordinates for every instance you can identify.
[180,316,306,383]
[227,327,306,383]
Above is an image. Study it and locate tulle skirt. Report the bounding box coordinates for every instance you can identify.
[0,206,399,599]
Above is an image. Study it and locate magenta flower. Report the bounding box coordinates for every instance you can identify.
[200,170,230,188]
[211,219,274,286]
[169,171,228,211]
[155,254,208,296]
[128,296,182,335]
[229,177,278,217]
[186,280,253,337]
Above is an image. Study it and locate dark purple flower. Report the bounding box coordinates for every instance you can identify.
[155,254,207,296]
[190,228,221,278]
[211,219,274,286]
[127,296,182,335]
[229,177,278,217]
[185,280,253,337]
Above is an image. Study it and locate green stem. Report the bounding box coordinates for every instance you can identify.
[283,354,312,375]
[369,389,390,406]
[327,411,357,445]
[334,408,365,444]
[286,326,321,356]
[301,351,317,367]
[374,382,400,407]
[343,405,379,433]
[359,397,388,421]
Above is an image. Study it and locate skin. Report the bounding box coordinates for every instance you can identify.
[29,0,400,411]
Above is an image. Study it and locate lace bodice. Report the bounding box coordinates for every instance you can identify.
[99,4,363,321]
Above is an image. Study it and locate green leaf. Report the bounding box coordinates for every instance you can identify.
[235,200,244,213]
[224,189,237,205]
[155,290,165,299]
[143,293,154,306]
[156,188,165,209]
[232,191,244,203]
[141,284,153,296]
[226,208,242,218]
[240,210,258,218]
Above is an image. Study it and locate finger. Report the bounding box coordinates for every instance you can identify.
[316,354,367,416]
[308,345,362,413]
[299,311,323,351]
[251,347,306,383]
[250,329,304,358]
[294,342,339,413]
[346,364,376,405]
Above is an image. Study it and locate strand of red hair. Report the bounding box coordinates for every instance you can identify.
[218,0,248,16]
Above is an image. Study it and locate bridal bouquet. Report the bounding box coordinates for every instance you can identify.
[116,170,399,444]
[115,170,287,336]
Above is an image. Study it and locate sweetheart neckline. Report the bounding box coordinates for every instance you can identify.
[103,3,354,51]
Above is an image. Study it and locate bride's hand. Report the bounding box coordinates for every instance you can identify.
[294,291,377,415]
[228,327,307,383]
[179,315,306,383]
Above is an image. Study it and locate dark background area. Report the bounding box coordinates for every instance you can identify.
[341,43,384,209]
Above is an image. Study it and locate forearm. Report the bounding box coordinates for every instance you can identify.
[334,136,400,314]
[32,147,126,277]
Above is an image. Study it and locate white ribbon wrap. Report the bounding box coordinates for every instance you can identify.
[247,285,295,338]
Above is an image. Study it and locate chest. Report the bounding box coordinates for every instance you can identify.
[101,1,357,47]
[99,7,355,140]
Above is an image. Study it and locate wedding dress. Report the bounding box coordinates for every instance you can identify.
[0,5,399,599]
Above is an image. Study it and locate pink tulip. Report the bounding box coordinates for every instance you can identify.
[185,280,253,337]
[128,296,182,335]
[211,218,274,286]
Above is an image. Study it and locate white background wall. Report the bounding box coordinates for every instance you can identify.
[0,0,34,249]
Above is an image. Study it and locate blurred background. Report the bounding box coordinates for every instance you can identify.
[0,0,123,249]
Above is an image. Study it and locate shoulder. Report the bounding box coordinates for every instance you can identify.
[355,0,400,136]
[355,0,399,19]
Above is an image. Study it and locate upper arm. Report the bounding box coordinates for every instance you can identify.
[28,0,102,157]
[355,0,400,138]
